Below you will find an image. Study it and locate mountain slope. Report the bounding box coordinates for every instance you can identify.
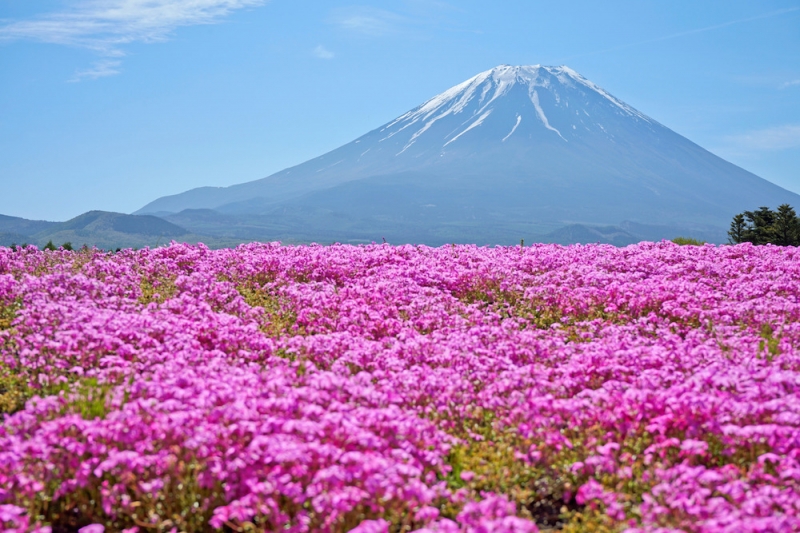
[0,232,34,247]
[0,214,58,236]
[539,224,640,246]
[33,211,194,249]
[0,211,232,250]
[136,65,800,241]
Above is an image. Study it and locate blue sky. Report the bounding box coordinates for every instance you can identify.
[1,0,799,221]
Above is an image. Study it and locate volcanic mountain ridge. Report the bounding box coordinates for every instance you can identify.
[136,65,800,244]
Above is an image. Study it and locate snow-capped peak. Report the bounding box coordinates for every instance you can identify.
[378,64,654,154]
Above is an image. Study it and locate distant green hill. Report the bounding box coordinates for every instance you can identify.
[0,232,34,247]
[56,211,186,236]
[0,214,58,237]
[34,211,186,249]
[0,211,244,250]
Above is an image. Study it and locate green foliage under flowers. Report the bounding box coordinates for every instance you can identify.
[236,284,301,337]
[671,237,705,245]
[759,323,781,362]
[0,300,28,415]
[0,299,18,332]
[138,273,178,305]
[0,370,113,419]
[441,409,641,531]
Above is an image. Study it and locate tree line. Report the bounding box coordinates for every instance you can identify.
[729,204,800,246]
[8,241,128,253]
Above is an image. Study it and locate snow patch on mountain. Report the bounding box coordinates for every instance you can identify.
[445,109,493,147]
[502,114,522,142]
[530,89,565,141]
[555,66,652,123]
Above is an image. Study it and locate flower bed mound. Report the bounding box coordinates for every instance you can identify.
[1,242,799,533]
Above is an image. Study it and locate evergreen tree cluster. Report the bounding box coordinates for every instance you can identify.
[42,241,73,251]
[729,204,800,246]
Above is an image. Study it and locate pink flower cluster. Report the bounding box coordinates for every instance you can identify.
[1,241,799,532]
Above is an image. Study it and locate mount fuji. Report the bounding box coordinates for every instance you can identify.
[137,65,800,244]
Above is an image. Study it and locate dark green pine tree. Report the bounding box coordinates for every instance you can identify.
[743,206,777,244]
[773,204,800,246]
[728,213,747,244]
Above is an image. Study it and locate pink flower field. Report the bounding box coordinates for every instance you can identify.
[1,241,799,533]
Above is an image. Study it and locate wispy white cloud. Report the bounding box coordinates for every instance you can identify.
[0,0,268,78]
[329,3,471,39]
[719,124,800,157]
[781,79,800,89]
[69,59,122,82]
[330,6,406,37]
[313,45,334,59]
[559,7,800,61]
